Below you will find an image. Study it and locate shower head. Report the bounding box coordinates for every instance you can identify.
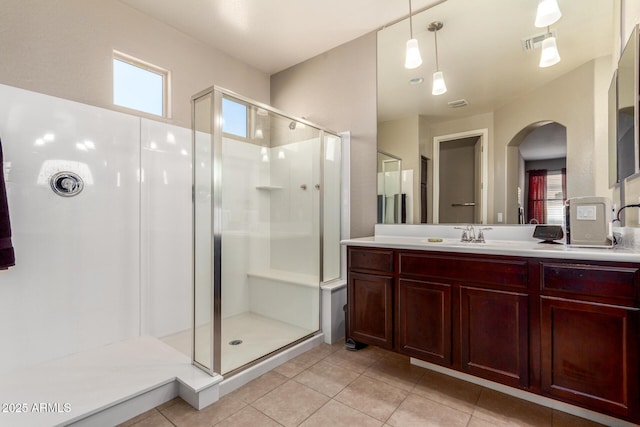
[289,121,296,130]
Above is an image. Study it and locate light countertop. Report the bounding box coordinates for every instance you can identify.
[341,224,640,263]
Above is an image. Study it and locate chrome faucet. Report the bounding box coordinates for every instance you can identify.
[475,227,492,243]
[454,225,475,242]
[454,225,492,243]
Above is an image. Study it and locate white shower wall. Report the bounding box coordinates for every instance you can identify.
[140,120,192,339]
[219,137,322,320]
[269,139,320,277]
[221,137,271,319]
[0,84,192,374]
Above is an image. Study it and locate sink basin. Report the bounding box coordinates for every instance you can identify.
[420,238,537,248]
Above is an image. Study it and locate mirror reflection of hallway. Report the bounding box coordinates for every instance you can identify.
[508,122,567,224]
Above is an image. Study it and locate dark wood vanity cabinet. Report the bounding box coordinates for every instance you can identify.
[539,261,640,419]
[346,246,640,423]
[460,286,529,388]
[397,251,530,386]
[347,248,394,349]
[396,278,452,365]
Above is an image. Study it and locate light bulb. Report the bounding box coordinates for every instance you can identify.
[535,0,561,28]
[432,71,447,95]
[539,36,561,68]
[405,39,422,69]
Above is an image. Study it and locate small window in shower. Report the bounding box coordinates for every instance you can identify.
[113,51,169,117]
[222,97,247,138]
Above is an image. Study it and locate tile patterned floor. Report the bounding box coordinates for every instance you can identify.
[119,342,607,427]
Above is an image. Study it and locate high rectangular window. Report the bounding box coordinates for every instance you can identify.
[222,97,248,138]
[113,51,169,117]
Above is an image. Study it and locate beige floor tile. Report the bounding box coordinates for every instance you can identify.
[386,393,471,427]
[124,410,174,427]
[334,375,408,422]
[379,349,411,363]
[299,400,383,427]
[297,343,337,363]
[155,397,183,411]
[252,380,330,427]
[274,357,310,378]
[294,359,360,397]
[226,371,289,404]
[331,340,346,351]
[473,388,553,427]
[214,405,282,426]
[552,410,606,427]
[160,395,246,427]
[412,369,482,414]
[467,415,502,427]
[117,409,162,427]
[324,348,382,374]
[274,345,336,379]
[363,356,426,392]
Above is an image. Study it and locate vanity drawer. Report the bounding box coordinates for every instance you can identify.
[348,247,394,273]
[541,262,639,304]
[398,251,527,288]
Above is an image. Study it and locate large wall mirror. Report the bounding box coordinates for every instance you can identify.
[612,25,639,186]
[377,0,614,225]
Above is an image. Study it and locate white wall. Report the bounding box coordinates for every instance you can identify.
[0,0,270,128]
[140,120,192,338]
[0,0,276,373]
[269,139,320,276]
[270,33,378,238]
[0,85,140,373]
[0,84,194,374]
[220,138,270,319]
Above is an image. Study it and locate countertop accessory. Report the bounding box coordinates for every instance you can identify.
[533,225,564,244]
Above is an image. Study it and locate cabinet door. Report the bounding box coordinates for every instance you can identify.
[348,272,393,349]
[397,279,452,366]
[541,296,639,419]
[460,287,529,388]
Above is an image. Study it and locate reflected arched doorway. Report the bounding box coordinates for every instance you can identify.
[506,121,567,224]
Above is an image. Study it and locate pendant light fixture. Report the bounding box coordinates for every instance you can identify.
[535,0,562,28]
[404,0,422,69]
[428,21,447,95]
[539,26,561,68]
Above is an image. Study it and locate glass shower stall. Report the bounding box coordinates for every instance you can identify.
[192,87,341,376]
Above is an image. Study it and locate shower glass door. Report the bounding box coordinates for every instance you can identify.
[218,91,321,375]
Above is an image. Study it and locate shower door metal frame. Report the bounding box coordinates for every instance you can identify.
[191,87,219,376]
[192,85,341,377]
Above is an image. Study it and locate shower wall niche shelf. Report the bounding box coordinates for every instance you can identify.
[255,185,283,190]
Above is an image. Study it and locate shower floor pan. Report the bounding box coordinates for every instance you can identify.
[163,311,316,375]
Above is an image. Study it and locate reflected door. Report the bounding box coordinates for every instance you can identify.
[438,137,480,223]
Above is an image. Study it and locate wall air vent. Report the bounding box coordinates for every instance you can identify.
[521,29,557,51]
[448,99,469,108]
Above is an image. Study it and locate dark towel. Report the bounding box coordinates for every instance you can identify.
[0,137,14,269]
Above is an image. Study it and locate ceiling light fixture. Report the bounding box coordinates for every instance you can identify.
[404,0,422,69]
[539,27,561,67]
[409,77,424,85]
[428,21,447,96]
[535,0,562,28]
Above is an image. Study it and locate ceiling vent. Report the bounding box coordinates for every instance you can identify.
[521,29,558,51]
[448,99,469,108]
